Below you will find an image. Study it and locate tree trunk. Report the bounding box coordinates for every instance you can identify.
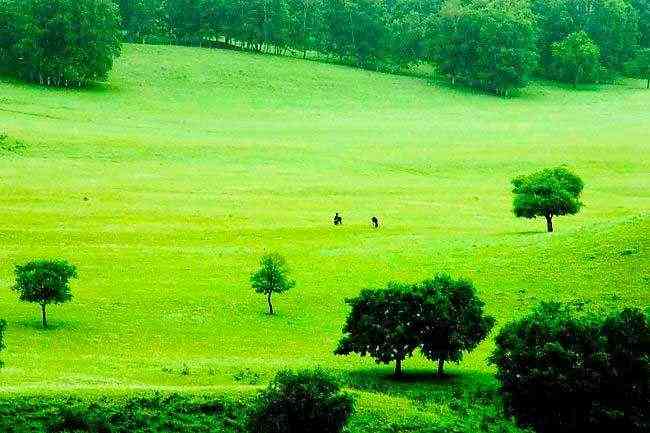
[545,214,554,233]
[394,358,403,378]
[437,358,445,378]
[41,303,48,328]
[267,293,274,315]
[646,78,649,89]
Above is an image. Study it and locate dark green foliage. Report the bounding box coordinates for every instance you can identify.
[415,275,496,377]
[336,274,495,377]
[430,0,538,96]
[490,303,650,433]
[13,259,77,328]
[250,253,295,315]
[0,319,6,368]
[630,0,649,47]
[0,0,121,87]
[335,284,423,377]
[550,31,602,86]
[532,0,640,80]
[626,48,650,88]
[247,368,354,433]
[512,166,584,232]
[0,393,246,433]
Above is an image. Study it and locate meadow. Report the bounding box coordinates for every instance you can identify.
[0,43,648,430]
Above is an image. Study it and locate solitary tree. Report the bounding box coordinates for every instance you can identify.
[335,285,421,377]
[13,259,77,328]
[512,166,584,232]
[0,319,6,368]
[251,253,295,315]
[551,31,601,87]
[626,48,650,89]
[415,274,496,377]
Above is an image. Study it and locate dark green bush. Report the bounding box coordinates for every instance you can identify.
[247,369,354,433]
[490,303,649,433]
[0,393,245,433]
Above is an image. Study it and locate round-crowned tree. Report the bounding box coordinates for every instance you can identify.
[13,259,77,328]
[250,253,295,315]
[2,0,121,87]
[490,303,649,433]
[335,275,495,377]
[335,284,422,377]
[414,274,496,377]
[247,368,354,433]
[511,166,584,232]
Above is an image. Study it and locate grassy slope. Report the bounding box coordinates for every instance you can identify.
[0,44,648,424]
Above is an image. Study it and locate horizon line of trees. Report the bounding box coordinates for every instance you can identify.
[113,0,650,94]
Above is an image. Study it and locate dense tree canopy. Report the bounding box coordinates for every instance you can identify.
[0,0,121,87]
[551,31,602,86]
[107,0,646,93]
[335,275,494,377]
[626,48,650,88]
[13,259,77,328]
[512,167,584,232]
[490,303,649,433]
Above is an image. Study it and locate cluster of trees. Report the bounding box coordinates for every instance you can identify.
[113,0,650,94]
[0,0,121,87]
[335,274,495,377]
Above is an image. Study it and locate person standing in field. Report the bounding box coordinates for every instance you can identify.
[371,216,380,228]
[333,213,342,226]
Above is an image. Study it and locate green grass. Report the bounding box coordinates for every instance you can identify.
[0,43,648,430]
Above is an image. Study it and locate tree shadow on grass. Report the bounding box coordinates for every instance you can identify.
[343,366,498,402]
[12,318,81,332]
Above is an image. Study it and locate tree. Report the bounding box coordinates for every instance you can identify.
[250,253,295,315]
[0,319,6,368]
[414,274,495,377]
[13,259,77,328]
[1,0,122,87]
[335,275,494,377]
[490,303,649,433]
[247,368,354,433]
[629,0,649,48]
[430,0,538,96]
[512,166,584,232]
[335,284,422,377]
[551,31,602,87]
[626,48,650,89]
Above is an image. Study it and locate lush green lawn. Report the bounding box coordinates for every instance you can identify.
[0,43,648,429]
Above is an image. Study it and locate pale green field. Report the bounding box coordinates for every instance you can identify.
[0,43,648,403]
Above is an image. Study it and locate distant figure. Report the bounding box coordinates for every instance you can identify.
[371,216,380,228]
[333,212,343,226]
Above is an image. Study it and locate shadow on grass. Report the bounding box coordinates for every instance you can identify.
[343,366,498,402]
[12,318,81,332]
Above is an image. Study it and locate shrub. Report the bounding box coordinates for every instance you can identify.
[490,303,650,433]
[247,369,354,433]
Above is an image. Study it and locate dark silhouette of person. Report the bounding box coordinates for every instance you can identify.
[333,212,342,226]
[371,216,380,228]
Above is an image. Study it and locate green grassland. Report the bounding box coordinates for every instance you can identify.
[0,43,648,429]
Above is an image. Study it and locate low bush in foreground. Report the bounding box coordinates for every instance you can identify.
[247,368,354,433]
[0,393,246,433]
[491,303,649,433]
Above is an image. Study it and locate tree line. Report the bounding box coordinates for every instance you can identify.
[113,0,650,94]
[1,0,648,92]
